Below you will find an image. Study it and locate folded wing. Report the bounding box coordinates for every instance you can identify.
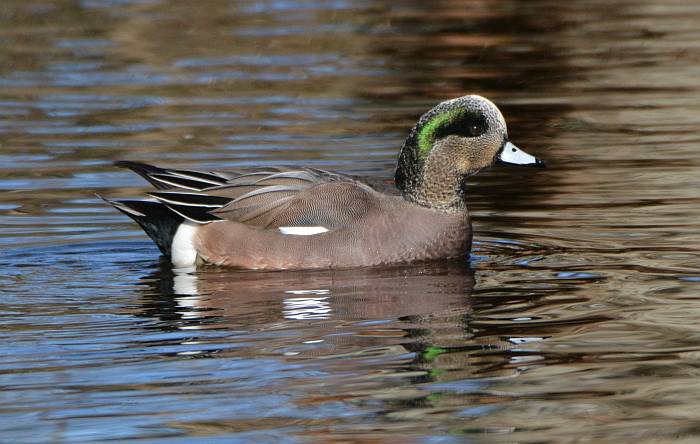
[116,161,377,229]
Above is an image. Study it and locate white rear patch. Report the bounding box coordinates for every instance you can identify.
[278,226,329,236]
[171,221,199,267]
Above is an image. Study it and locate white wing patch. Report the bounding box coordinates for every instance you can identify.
[278,226,329,236]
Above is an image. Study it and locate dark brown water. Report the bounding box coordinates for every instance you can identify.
[2,1,700,442]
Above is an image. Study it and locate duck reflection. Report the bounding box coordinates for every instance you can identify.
[136,261,497,385]
[135,260,604,386]
[140,260,475,326]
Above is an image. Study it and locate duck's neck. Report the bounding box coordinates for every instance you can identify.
[395,138,468,212]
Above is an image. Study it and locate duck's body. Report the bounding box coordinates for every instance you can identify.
[194,182,471,269]
[105,95,543,270]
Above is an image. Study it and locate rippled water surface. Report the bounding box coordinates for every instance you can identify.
[3,1,700,442]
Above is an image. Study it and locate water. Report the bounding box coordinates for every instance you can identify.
[2,0,700,442]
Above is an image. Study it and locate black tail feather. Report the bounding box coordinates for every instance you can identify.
[115,160,229,190]
[114,161,171,190]
[100,195,183,257]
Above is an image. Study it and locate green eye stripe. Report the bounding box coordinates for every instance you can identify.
[417,109,479,158]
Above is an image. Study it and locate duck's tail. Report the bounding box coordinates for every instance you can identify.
[99,195,183,257]
[103,160,232,267]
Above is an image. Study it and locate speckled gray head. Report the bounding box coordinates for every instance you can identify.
[395,95,544,209]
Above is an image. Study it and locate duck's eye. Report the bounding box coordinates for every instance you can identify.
[469,125,483,137]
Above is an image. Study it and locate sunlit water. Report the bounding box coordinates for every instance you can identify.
[2,1,700,442]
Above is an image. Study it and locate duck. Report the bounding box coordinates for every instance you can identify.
[103,95,544,270]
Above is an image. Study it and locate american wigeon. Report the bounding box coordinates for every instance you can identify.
[104,95,544,269]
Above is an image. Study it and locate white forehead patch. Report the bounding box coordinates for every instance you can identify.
[472,95,507,131]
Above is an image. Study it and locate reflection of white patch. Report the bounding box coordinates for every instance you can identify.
[283,296,332,320]
[176,296,203,320]
[510,355,544,364]
[507,336,544,345]
[173,266,204,324]
[171,221,199,267]
[173,266,198,295]
[498,142,538,165]
[278,226,329,236]
[285,289,330,295]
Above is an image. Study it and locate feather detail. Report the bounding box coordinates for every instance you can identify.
[149,191,231,207]
[148,173,217,191]
[111,161,372,229]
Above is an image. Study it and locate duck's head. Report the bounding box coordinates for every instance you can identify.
[395,95,544,210]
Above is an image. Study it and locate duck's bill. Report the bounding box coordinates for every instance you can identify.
[497,141,545,167]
